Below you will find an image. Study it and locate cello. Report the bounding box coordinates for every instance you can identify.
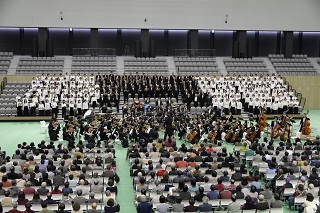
[302,110,311,135]
[210,131,217,142]
[225,128,233,141]
[187,129,197,142]
[271,118,282,139]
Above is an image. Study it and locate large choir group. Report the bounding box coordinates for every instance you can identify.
[15,74,300,118]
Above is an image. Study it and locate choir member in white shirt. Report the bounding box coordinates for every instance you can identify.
[272,101,279,114]
[244,94,250,111]
[253,98,260,115]
[76,100,83,116]
[51,100,58,118]
[265,99,272,114]
[248,98,254,113]
[82,100,89,115]
[217,99,224,111]
[277,99,283,114]
[236,99,242,115]
[16,99,23,116]
[223,99,230,114]
[45,100,51,116]
[91,94,98,111]
[61,100,67,118]
[282,97,289,113]
[38,101,45,116]
[22,97,29,116]
[230,99,236,115]
[29,99,37,116]
[68,100,75,116]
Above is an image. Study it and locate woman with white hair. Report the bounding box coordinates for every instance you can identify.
[307,184,318,197]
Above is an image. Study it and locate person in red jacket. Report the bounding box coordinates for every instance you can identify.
[156,164,168,177]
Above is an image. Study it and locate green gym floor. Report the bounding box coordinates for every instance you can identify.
[0,109,319,213]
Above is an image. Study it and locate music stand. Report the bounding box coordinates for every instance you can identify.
[110,129,121,146]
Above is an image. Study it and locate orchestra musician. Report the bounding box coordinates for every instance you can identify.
[62,122,75,142]
[227,112,234,123]
[300,112,311,134]
[164,112,173,140]
[48,119,60,141]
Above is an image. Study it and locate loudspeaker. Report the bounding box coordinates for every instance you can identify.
[46,39,54,57]
[149,40,155,58]
[247,42,253,58]
[32,38,38,57]
[232,41,239,58]
[134,40,141,57]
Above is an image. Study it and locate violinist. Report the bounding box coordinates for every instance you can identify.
[99,125,109,141]
[84,127,96,143]
[48,119,60,141]
[226,112,234,123]
[63,123,75,142]
[178,123,187,140]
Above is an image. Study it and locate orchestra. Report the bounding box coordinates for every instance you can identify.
[23,73,309,147]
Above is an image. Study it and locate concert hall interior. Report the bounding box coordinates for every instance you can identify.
[0,0,320,213]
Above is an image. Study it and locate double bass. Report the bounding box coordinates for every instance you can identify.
[258,110,267,131]
[280,113,293,141]
[302,110,311,135]
[280,122,290,141]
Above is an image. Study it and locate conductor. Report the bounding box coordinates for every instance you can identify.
[164,113,173,140]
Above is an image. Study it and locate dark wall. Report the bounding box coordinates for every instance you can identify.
[22,28,38,55]
[302,32,320,57]
[122,29,141,55]
[0,28,20,54]
[214,31,233,56]
[72,29,91,49]
[98,29,117,49]
[149,30,165,56]
[198,30,212,49]
[293,32,301,54]
[0,27,319,57]
[168,30,188,55]
[48,28,69,55]
[258,31,277,56]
